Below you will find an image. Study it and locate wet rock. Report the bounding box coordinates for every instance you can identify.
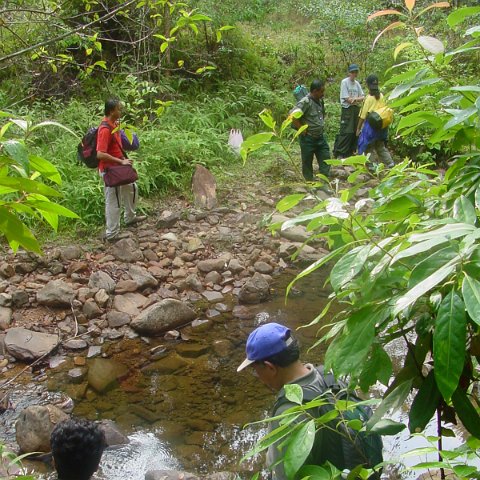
[107,311,131,328]
[83,299,102,319]
[131,299,196,336]
[212,339,233,358]
[49,355,67,369]
[197,258,226,273]
[156,211,180,229]
[113,292,147,316]
[63,339,88,350]
[146,471,200,480]
[191,319,213,332]
[232,305,256,319]
[164,330,180,340]
[12,290,29,308]
[60,245,83,261]
[202,291,224,303]
[254,261,274,274]
[186,274,204,293]
[15,404,69,453]
[37,279,74,307]
[87,346,102,358]
[111,238,144,263]
[142,353,189,375]
[68,367,86,383]
[130,405,163,423]
[88,271,116,294]
[87,358,128,393]
[0,307,12,330]
[128,265,158,289]
[98,419,129,446]
[176,342,210,358]
[192,164,217,210]
[74,356,86,366]
[238,272,271,304]
[5,328,58,361]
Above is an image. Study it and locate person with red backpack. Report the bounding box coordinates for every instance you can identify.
[96,98,145,242]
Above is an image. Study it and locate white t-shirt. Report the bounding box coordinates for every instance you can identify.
[340,77,364,108]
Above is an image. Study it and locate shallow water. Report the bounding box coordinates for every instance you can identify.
[2,267,476,479]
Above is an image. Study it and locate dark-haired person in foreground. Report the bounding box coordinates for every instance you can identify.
[237,322,382,479]
[51,418,106,480]
[97,98,145,242]
[290,79,331,181]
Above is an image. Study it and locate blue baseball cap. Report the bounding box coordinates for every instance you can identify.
[237,323,293,372]
[348,64,360,72]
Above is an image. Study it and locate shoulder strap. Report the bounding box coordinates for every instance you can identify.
[99,121,127,159]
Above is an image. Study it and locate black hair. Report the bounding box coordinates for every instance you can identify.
[104,98,121,116]
[310,79,326,93]
[366,74,381,100]
[51,418,106,480]
[261,336,300,367]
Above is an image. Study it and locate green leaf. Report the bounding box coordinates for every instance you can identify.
[296,465,330,480]
[284,384,303,405]
[2,140,29,173]
[447,6,480,27]
[369,419,406,435]
[0,177,62,197]
[240,132,273,162]
[283,420,316,479]
[347,419,364,431]
[453,195,477,225]
[325,308,388,377]
[0,206,41,253]
[462,274,480,326]
[28,155,62,185]
[444,107,477,130]
[330,245,371,292]
[408,246,458,288]
[393,262,456,316]
[434,290,466,401]
[276,194,306,213]
[25,199,79,218]
[358,344,392,391]
[29,121,77,138]
[409,370,441,433]
[409,223,476,243]
[367,380,413,429]
[259,109,275,129]
[453,466,478,477]
[451,387,480,438]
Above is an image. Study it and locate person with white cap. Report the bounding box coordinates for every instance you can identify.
[333,64,365,159]
[237,322,383,479]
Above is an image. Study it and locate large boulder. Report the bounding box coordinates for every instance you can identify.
[131,299,196,336]
[98,419,129,446]
[87,358,128,394]
[5,328,58,361]
[36,279,75,307]
[238,273,270,304]
[15,404,68,453]
[192,164,217,210]
[88,271,116,293]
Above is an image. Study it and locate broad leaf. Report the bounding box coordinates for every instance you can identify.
[0,177,62,197]
[434,290,466,401]
[453,195,477,225]
[283,420,316,479]
[330,245,371,292]
[276,194,305,213]
[417,36,445,54]
[358,344,392,391]
[408,246,457,289]
[447,6,480,27]
[2,140,29,173]
[405,0,415,13]
[409,371,441,433]
[367,9,406,21]
[29,155,62,185]
[370,419,406,435]
[451,387,480,438]
[0,206,41,253]
[373,21,405,48]
[462,274,480,326]
[240,132,273,162]
[444,106,477,129]
[284,384,303,405]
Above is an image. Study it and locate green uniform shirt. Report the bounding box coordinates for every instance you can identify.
[291,95,325,138]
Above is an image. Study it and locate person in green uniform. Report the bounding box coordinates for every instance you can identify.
[333,64,365,159]
[290,79,331,181]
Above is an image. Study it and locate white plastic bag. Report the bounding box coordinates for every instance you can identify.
[228,129,243,156]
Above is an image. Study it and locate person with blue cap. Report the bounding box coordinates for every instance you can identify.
[237,322,383,479]
[333,64,365,159]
